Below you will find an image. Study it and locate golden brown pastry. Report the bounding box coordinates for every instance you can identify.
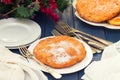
[76,0,120,22]
[33,36,86,68]
[108,15,120,26]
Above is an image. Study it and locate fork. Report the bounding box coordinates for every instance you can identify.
[51,29,102,54]
[56,21,113,46]
[52,29,82,40]
[55,21,106,50]
[18,45,62,79]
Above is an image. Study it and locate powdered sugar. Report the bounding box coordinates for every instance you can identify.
[44,40,80,64]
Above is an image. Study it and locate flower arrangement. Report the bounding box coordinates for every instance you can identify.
[0,0,70,21]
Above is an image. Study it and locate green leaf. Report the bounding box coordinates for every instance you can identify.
[17,5,30,18]
[32,2,40,12]
[16,2,40,18]
[30,2,40,15]
[56,0,70,12]
[0,0,69,18]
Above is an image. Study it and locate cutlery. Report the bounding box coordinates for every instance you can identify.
[18,45,62,79]
[55,21,113,51]
[77,34,106,50]
[51,29,102,54]
[56,21,113,46]
[71,28,113,46]
[55,22,105,51]
[52,29,106,53]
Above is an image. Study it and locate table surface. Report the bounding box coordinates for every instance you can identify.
[11,1,120,80]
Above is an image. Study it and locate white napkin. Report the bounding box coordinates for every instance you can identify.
[0,45,48,80]
[101,40,120,59]
[81,40,120,80]
[0,62,25,80]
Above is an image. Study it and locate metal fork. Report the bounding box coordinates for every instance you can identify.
[18,45,62,79]
[51,29,101,54]
[55,21,106,51]
[56,21,113,46]
[55,21,113,48]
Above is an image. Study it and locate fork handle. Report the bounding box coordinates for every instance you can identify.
[72,28,113,46]
[32,57,62,79]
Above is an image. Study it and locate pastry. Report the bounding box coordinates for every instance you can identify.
[33,36,86,68]
[76,0,120,22]
[108,15,120,26]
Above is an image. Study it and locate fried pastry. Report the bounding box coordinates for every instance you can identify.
[33,36,86,68]
[108,15,120,26]
[76,0,120,22]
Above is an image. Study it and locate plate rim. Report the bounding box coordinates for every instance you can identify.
[28,36,93,74]
[72,0,120,30]
[0,18,41,49]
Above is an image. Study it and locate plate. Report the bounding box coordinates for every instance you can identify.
[0,18,41,49]
[28,36,93,74]
[72,0,120,29]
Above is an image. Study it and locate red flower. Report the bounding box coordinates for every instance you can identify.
[1,0,12,4]
[39,0,59,21]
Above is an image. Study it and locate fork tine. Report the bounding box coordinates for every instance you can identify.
[18,46,27,57]
[62,22,72,31]
[18,45,32,58]
[62,25,70,32]
[56,21,72,34]
[56,22,68,33]
[55,25,66,34]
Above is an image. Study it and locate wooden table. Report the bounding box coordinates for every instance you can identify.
[11,1,120,80]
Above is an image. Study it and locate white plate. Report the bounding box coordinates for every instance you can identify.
[72,0,120,29]
[0,18,41,49]
[28,36,93,74]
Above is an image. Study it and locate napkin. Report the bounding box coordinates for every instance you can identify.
[81,41,120,80]
[0,45,48,80]
[0,62,25,80]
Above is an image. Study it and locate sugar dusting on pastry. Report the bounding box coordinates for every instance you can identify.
[33,36,86,68]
